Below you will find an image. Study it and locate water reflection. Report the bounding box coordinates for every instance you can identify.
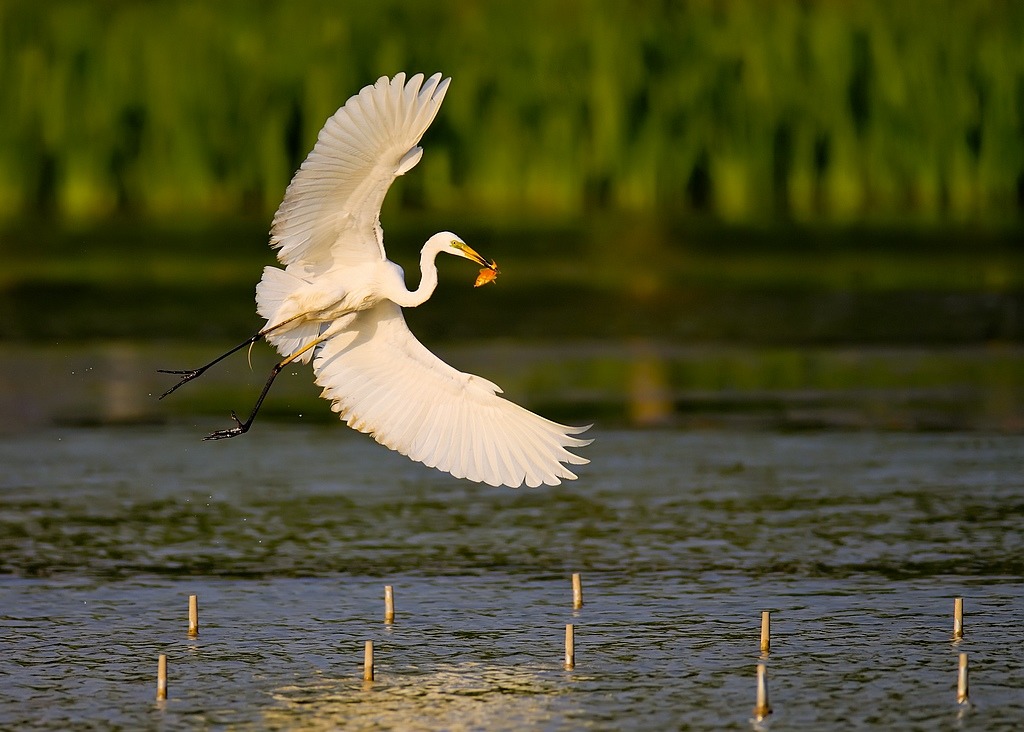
[98,343,151,424]
[3,341,1023,433]
[2,427,1022,581]
[267,663,570,731]
[626,340,673,426]
[2,428,1023,729]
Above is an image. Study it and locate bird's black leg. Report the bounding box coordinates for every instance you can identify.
[203,360,285,440]
[203,333,325,440]
[158,331,263,399]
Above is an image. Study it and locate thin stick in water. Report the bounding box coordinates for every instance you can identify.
[760,611,771,654]
[572,573,583,609]
[188,594,199,636]
[753,662,771,721]
[564,624,575,669]
[384,585,395,624]
[156,654,167,700]
[957,652,969,704]
[953,596,964,640]
[363,640,374,681]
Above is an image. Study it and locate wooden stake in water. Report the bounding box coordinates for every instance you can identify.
[572,573,583,609]
[188,594,199,636]
[384,585,395,624]
[156,654,168,700]
[760,611,771,654]
[753,663,771,721]
[564,624,575,669]
[957,652,969,704]
[953,596,964,640]
[363,641,374,681]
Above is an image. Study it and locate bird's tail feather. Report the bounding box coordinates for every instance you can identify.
[256,266,322,364]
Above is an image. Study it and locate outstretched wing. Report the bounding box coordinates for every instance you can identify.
[270,72,450,274]
[312,303,591,488]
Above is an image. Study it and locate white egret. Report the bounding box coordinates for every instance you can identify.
[160,72,591,488]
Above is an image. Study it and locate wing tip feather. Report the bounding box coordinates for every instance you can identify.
[268,70,451,269]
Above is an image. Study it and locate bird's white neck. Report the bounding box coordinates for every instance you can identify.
[388,242,443,308]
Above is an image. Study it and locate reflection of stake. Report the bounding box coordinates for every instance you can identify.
[753,663,771,721]
[953,596,964,639]
[957,653,969,704]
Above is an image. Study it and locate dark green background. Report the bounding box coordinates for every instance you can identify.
[0,1,1021,430]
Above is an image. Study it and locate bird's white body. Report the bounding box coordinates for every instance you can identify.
[241,73,590,487]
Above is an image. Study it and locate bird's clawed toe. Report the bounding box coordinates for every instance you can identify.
[203,411,250,440]
[157,368,205,400]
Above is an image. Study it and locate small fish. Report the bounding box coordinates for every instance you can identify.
[474,260,499,287]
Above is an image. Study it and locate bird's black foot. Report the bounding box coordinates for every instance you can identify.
[157,368,206,400]
[203,411,251,440]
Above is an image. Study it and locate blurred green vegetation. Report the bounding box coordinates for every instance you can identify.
[2,220,1021,344]
[1,0,1023,225]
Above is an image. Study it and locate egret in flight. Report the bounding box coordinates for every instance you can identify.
[160,72,591,488]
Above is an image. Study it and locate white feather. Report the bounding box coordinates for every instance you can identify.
[312,302,590,488]
[270,72,450,274]
[239,73,592,486]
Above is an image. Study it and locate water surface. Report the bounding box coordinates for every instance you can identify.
[2,426,1023,729]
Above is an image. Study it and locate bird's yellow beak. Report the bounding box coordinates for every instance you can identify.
[451,240,500,287]
[450,240,490,268]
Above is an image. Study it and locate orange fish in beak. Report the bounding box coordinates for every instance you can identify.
[474,260,499,287]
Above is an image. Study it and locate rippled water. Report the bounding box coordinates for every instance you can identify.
[2,426,1023,729]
